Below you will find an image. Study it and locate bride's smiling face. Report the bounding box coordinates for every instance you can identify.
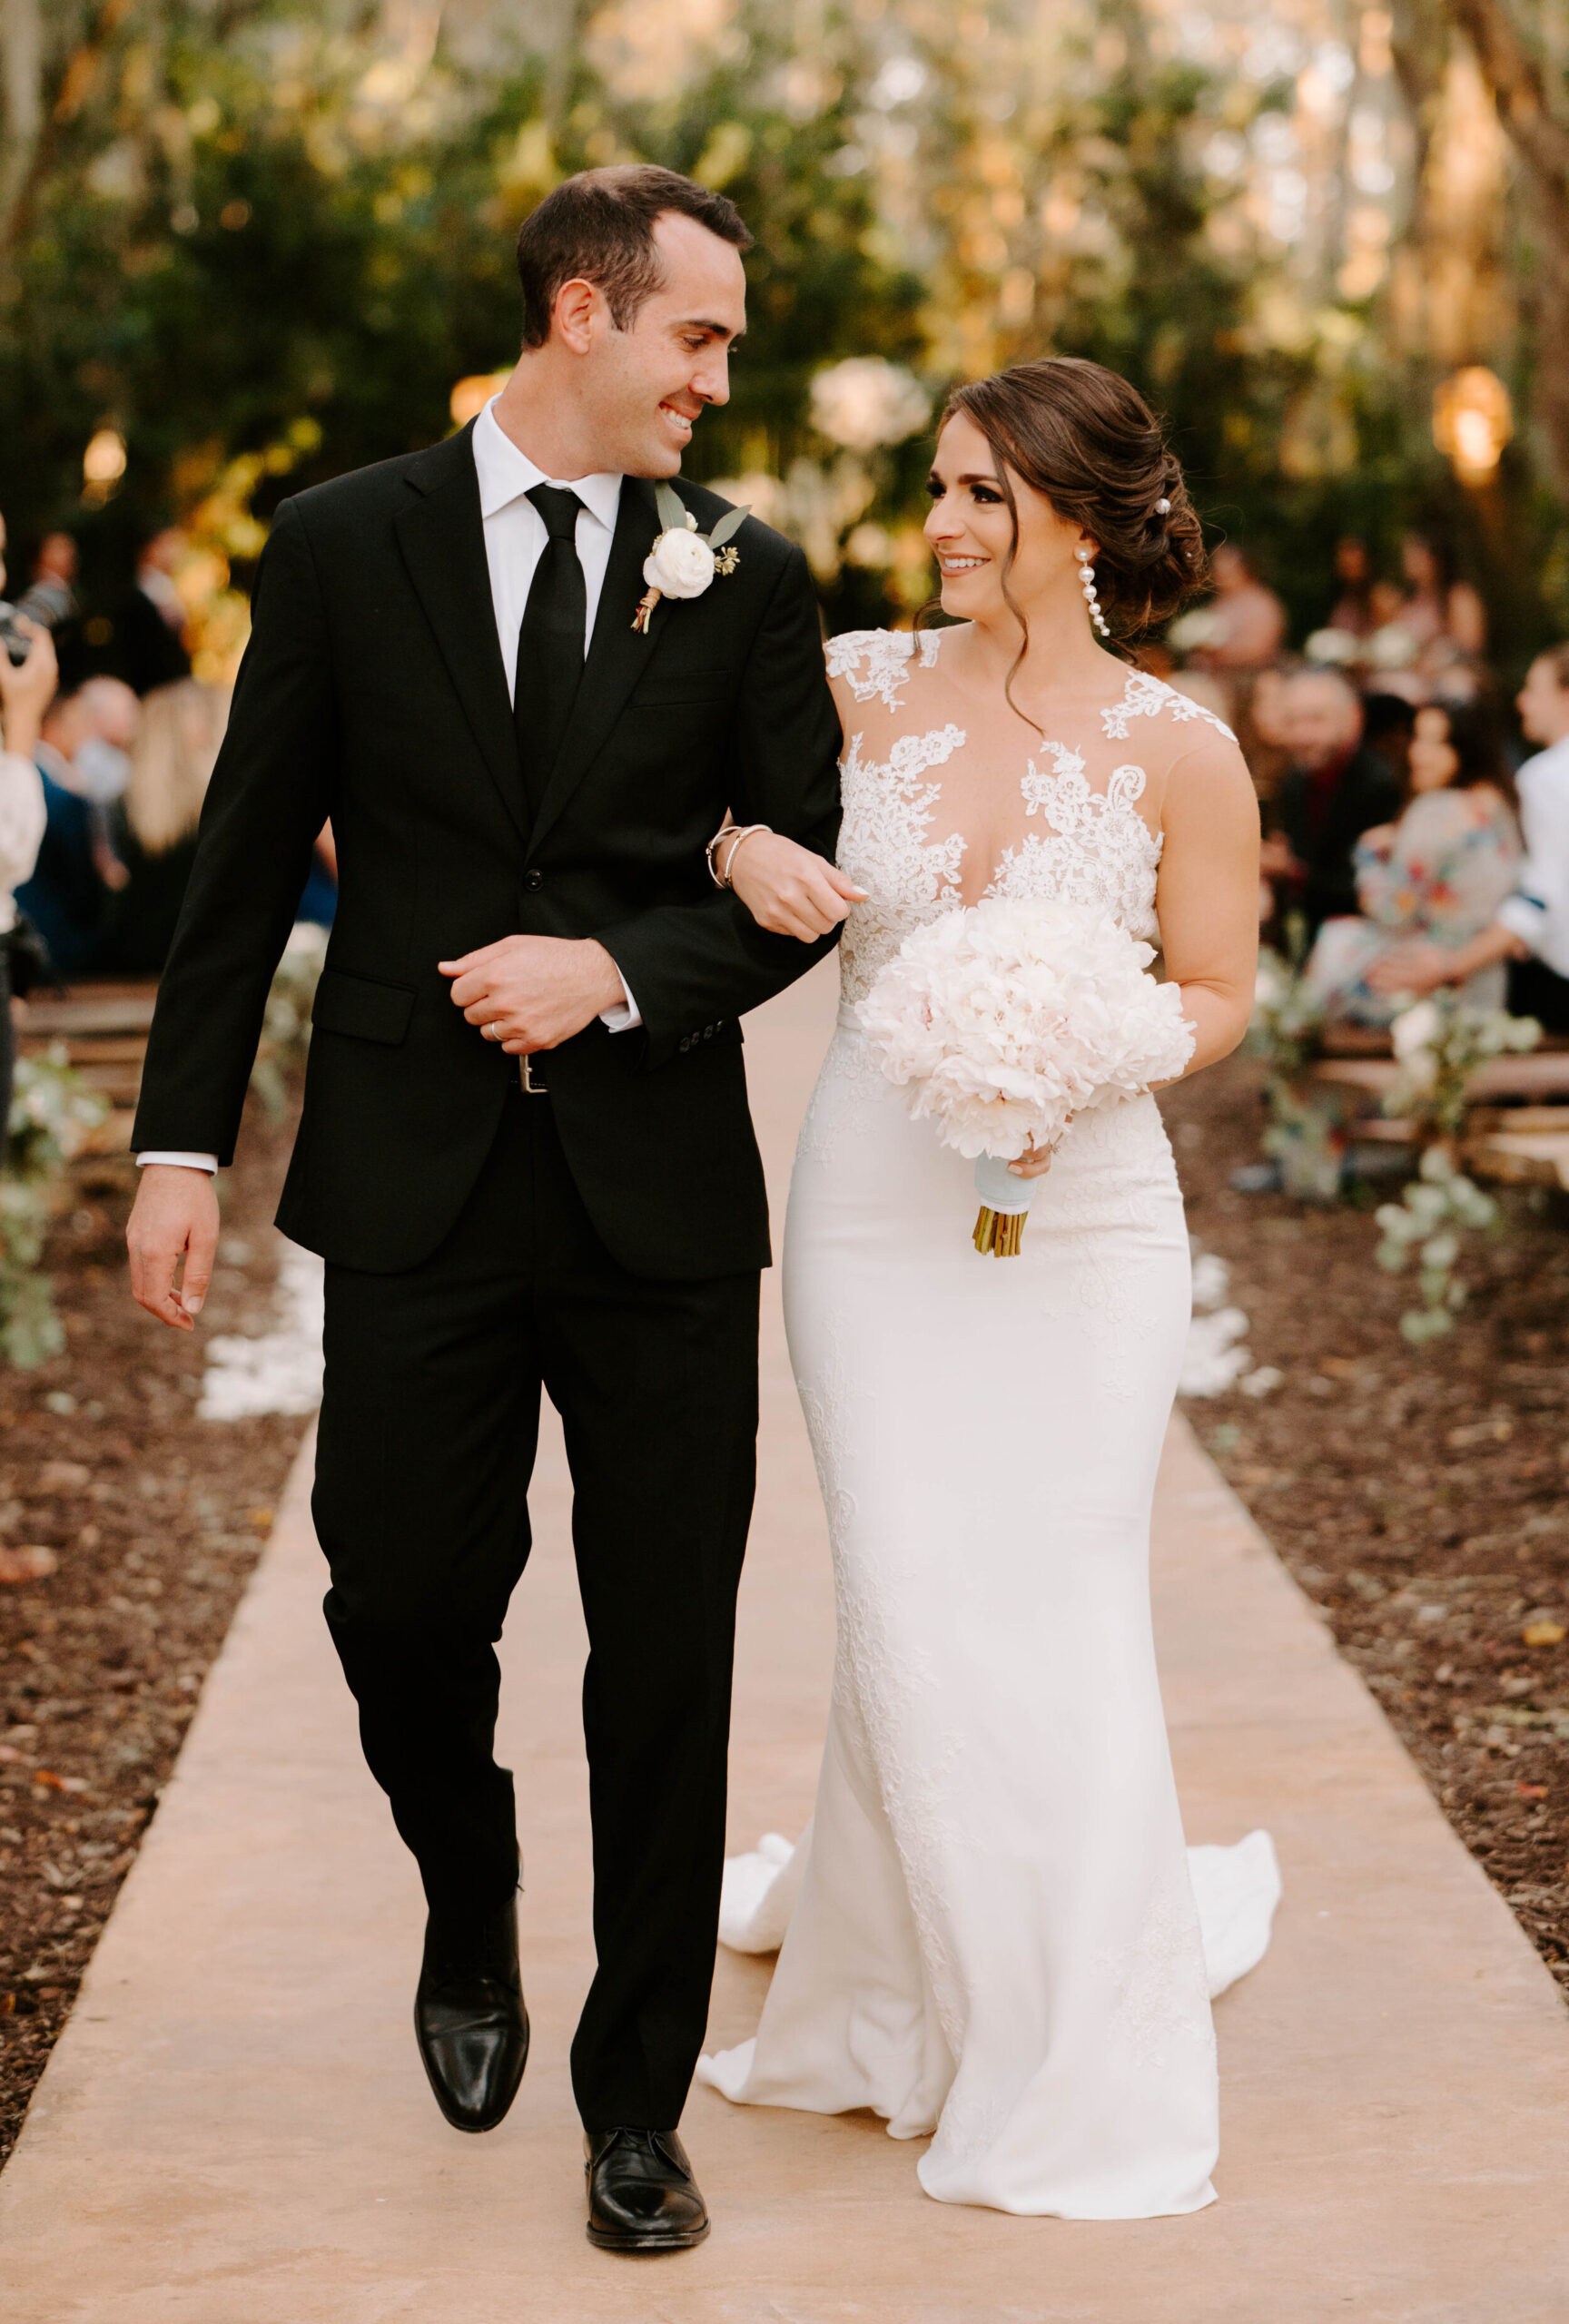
[923,411,1093,628]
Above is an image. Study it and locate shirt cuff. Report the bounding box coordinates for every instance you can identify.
[1496,894,1546,950]
[137,1151,220,1173]
[598,968,642,1034]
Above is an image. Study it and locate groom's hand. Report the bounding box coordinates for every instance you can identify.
[439,935,626,1054]
[127,1166,221,1331]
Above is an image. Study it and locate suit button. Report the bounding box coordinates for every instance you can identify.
[679,1036,691,1052]
[523,867,544,891]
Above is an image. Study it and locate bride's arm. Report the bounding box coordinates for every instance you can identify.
[1153,739,1261,1078]
[719,823,867,942]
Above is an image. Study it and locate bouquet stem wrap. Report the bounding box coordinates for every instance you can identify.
[972,1152,1035,1258]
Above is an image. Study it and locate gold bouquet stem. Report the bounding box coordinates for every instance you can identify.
[972,1205,1026,1257]
[632,586,662,634]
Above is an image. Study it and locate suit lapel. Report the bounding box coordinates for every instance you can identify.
[391,427,530,847]
[525,476,663,855]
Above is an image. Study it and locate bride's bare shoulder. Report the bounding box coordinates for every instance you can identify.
[824,625,949,717]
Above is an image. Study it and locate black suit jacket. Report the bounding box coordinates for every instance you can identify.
[132,426,844,1279]
[1278,743,1402,935]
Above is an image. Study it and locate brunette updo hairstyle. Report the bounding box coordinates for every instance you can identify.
[931,358,1207,648]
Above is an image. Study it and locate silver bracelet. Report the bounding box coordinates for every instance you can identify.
[715,822,771,889]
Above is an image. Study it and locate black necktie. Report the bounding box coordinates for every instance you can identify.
[514,484,586,822]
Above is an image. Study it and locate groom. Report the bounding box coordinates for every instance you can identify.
[126,165,842,2253]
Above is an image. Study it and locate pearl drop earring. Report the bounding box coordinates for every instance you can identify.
[1075,546,1110,638]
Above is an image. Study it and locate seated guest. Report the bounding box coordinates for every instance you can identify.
[1370,645,1569,1030]
[1397,529,1486,664]
[1304,701,1520,1024]
[298,818,339,928]
[1189,542,1287,675]
[15,677,137,978]
[1259,669,1404,940]
[15,531,80,631]
[98,678,228,973]
[1360,691,1416,791]
[64,671,138,803]
[0,507,52,1132]
[1327,535,1377,638]
[113,527,193,696]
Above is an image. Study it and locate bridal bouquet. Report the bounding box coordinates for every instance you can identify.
[859,899,1195,1256]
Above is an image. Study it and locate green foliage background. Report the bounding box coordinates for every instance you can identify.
[0,0,1562,666]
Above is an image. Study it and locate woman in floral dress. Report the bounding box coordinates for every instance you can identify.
[1304,700,1520,1024]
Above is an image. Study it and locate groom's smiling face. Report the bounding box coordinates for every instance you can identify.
[580,212,747,478]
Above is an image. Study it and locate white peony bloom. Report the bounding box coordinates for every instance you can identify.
[859,898,1196,1161]
[809,357,930,452]
[1395,990,1441,1078]
[1253,958,1287,1011]
[645,527,715,598]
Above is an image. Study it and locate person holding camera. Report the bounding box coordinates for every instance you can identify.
[0,511,54,1142]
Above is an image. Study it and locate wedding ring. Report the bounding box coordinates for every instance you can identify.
[483,1019,501,1041]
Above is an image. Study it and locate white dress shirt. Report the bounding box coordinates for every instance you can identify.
[139,399,641,1176]
[1496,734,1569,979]
[470,394,622,677]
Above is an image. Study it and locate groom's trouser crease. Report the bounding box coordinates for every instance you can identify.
[312,1082,760,2131]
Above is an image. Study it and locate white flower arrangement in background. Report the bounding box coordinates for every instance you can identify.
[859,898,1195,1255]
[1304,626,1361,666]
[1386,993,1539,1141]
[808,356,930,452]
[1165,605,1225,655]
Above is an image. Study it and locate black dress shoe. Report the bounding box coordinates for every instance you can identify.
[585,2125,710,2253]
[414,1898,528,2133]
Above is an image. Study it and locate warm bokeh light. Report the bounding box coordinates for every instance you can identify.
[449,371,512,428]
[1432,366,1514,486]
[82,426,127,487]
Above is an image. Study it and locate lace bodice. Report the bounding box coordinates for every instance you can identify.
[825,627,1238,1008]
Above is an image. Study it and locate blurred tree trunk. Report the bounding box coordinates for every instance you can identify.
[0,0,134,265]
[0,0,44,220]
[1445,0,1569,495]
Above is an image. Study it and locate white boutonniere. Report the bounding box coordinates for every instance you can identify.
[632,481,746,634]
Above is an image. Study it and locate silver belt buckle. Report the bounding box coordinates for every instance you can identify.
[519,1055,548,1096]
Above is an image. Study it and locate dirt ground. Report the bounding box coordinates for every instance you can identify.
[0,1100,311,2167]
[1161,1055,1569,1998]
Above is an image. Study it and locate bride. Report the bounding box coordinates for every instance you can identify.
[695,359,1260,2219]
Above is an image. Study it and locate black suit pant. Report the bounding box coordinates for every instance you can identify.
[312,1082,760,2130]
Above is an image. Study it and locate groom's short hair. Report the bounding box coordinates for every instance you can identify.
[516,165,752,348]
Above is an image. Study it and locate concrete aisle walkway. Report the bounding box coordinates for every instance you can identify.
[6,962,1569,2322]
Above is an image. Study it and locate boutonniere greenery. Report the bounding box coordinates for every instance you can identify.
[631,481,747,634]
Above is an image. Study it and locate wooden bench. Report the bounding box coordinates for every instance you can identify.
[1311,1055,1569,1103]
[14,980,158,1164]
[1306,1058,1569,1194]
[1462,1110,1569,1192]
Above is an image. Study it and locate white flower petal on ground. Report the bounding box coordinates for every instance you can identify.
[1191,1251,1231,1312]
[1180,1306,1252,1396]
[199,1239,324,1421]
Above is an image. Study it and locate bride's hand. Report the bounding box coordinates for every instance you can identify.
[725,830,867,942]
[1009,1123,1071,1180]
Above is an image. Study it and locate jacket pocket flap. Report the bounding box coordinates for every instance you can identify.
[311,968,416,1046]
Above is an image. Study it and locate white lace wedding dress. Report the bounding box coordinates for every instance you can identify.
[696,631,1279,2220]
